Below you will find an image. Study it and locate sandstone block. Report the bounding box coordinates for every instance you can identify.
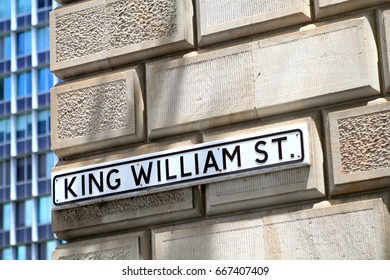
[204,117,325,215]
[263,199,390,259]
[50,0,194,79]
[314,0,390,19]
[378,8,390,93]
[52,231,150,260]
[50,67,144,158]
[52,187,203,240]
[195,0,311,46]
[152,216,265,260]
[327,101,390,195]
[152,199,390,259]
[147,16,380,139]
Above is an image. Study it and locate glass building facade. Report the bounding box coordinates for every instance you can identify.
[0,0,60,260]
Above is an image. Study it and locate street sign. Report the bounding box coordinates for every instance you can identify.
[52,123,310,207]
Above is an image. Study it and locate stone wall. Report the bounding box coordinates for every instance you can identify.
[50,0,390,259]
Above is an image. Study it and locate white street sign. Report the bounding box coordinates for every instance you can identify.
[52,124,310,208]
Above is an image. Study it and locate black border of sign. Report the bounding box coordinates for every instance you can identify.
[53,128,305,206]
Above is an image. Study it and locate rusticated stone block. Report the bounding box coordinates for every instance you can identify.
[314,0,390,19]
[327,100,390,195]
[204,117,325,215]
[147,46,256,139]
[52,231,150,260]
[153,216,265,260]
[50,0,194,79]
[52,187,202,240]
[147,16,379,139]
[263,199,390,259]
[51,67,144,157]
[378,8,390,93]
[153,199,390,259]
[196,0,311,46]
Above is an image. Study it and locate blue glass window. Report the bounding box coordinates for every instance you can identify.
[0,0,11,20]
[0,117,11,143]
[38,68,53,94]
[0,76,11,101]
[38,240,57,260]
[46,240,58,259]
[37,1,51,24]
[0,35,11,61]
[38,0,52,9]
[0,160,11,200]
[38,152,54,179]
[37,26,50,53]
[17,156,32,183]
[1,203,11,230]
[17,30,32,56]
[16,199,33,227]
[47,152,55,177]
[4,36,10,59]
[1,247,12,260]
[25,199,33,227]
[16,114,32,140]
[0,35,11,73]
[16,245,32,260]
[17,0,31,16]
[0,160,11,187]
[38,153,46,178]
[38,109,50,135]
[16,201,25,226]
[17,72,32,98]
[38,196,51,225]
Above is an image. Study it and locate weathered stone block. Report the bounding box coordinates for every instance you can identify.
[378,8,390,93]
[152,216,265,260]
[147,45,256,139]
[50,0,194,79]
[314,0,390,19]
[52,186,203,240]
[52,231,150,260]
[263,199,390,259]
[147,16,379,139]
[196,0,311,46]
[327,100,390,195]
[205,117,325,215]
[50,67,144,158]
[252,16,379,115]
[152,199,390,259]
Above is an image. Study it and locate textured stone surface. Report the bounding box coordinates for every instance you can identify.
[52,187,203,240]
[50,0,194,79]
[378,8,390,92]
[153,199,390,259]
[59,247,134,260]
[338,112,390,174]
[51,67,144,157]
[328,101,390,194]
[147,47,255,139]
[314,0,390,19]
[56,80,128,140]
[153,217,265,260]
[196,0,311,46]
[263,199,390,259]
[52,231,149,260]
[205,117,325,215]
[147,16,379,139]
